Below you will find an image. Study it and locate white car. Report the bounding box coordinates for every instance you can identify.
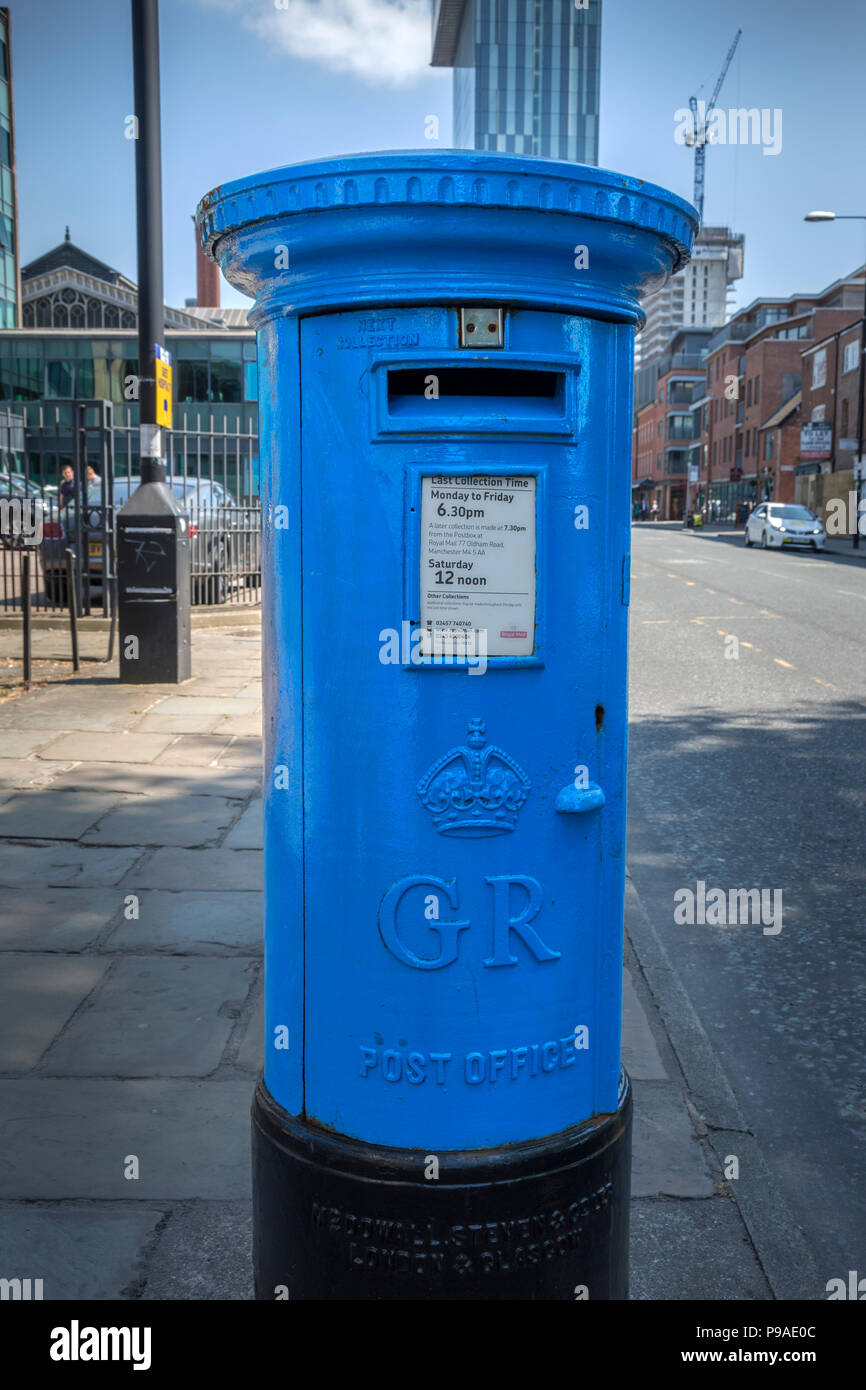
[744,502,826,551]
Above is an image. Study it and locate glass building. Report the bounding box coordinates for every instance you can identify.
[0,8,21,327]
[431,0,601,164]
[10,231,257,428]
[0,235,259,493]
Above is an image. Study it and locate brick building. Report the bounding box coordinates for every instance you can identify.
[694,270,864,522]
[796,316,864,524]
[631,328,711,520]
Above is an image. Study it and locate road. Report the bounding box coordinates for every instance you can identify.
[627,523,866,1290]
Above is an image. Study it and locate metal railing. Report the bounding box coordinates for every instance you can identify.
[0,401,261,616]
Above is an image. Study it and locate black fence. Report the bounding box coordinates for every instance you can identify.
[0,400,261,616]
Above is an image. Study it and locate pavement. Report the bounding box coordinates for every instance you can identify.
[0,607,816,1301]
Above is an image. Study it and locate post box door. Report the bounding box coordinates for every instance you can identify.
[295,307,629,1152]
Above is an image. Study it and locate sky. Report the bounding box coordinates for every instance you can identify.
[8,0,866,315]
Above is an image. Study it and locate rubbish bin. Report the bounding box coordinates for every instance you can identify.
[197,152,697,1301]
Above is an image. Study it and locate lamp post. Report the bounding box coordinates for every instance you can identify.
[804,212,866,549]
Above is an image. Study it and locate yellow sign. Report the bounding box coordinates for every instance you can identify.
[155,344,173,431]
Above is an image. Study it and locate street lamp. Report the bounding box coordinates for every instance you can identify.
[805,211,866,548]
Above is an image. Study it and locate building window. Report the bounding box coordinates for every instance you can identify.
[812,349,827,388]
[841,399,849,438]
[764,432,774,461]
[177,345,208,403]
[754,375,760,403]
[745,431,750,457]
[843,340,859,374]
[46,359,74,398]
[207,341,242,403]
[746,379,752,406]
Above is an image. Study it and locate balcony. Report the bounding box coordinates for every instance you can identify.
[667,384,697,407]
[667,418,698,441]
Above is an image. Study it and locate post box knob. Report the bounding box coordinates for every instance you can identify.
[555,782,606,814]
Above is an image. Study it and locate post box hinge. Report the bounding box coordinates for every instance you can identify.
[459,307,504,348]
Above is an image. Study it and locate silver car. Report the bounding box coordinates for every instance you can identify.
[744,503,826,551]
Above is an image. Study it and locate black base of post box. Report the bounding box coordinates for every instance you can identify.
[252,1073,632,1301]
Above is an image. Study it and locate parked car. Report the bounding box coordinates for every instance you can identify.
[42,476,261,606]
[744,502,826,551]
[40,483,107,604]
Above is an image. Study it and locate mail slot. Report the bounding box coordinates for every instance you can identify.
[197,151,697,1300]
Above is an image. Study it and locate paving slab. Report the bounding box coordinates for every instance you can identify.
[41,956,258,1077]
[622,966,668,1082]
[82,793,242,849]
[0,1079,253,1198]
[131,713,222,735]
[630,1197,772,1300]
[37,731,176,763]
[0,954,107,1072]
[141,1201,253,1300]
[223,797,263,850]
[181,680,252,696]
[235,989,265,1073]
[152,696,261,717]
[153,735,233,766]
[0,708,146,733]
[0,730,59,757]
[631,1079,715,1198]
[214,713,262,737]
[0,788,125,840]
[122,847,263,891]
[218,736,262,766]
[49,760,260,800]
[0,887,121,950]
[104,889,263,954]
[0,1203,168,1300]
[0,842,143,887]
[0,758,77,788]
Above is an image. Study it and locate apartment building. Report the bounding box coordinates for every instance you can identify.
[631,328,711,520]
[696,271,864,521]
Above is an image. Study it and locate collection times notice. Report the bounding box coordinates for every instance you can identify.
[419,474,537,659]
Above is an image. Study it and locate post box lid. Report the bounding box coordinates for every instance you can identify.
[196,150,698,326]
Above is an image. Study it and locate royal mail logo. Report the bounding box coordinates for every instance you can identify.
[499,629,527,640]
[417,718,530,837]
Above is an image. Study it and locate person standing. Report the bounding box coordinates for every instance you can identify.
[59,464,76,507]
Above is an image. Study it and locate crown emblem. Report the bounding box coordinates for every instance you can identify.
[417,719,531,837]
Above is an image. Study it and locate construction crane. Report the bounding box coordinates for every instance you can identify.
[685,28,742,224]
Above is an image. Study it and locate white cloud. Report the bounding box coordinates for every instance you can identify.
[197,0,432,87]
